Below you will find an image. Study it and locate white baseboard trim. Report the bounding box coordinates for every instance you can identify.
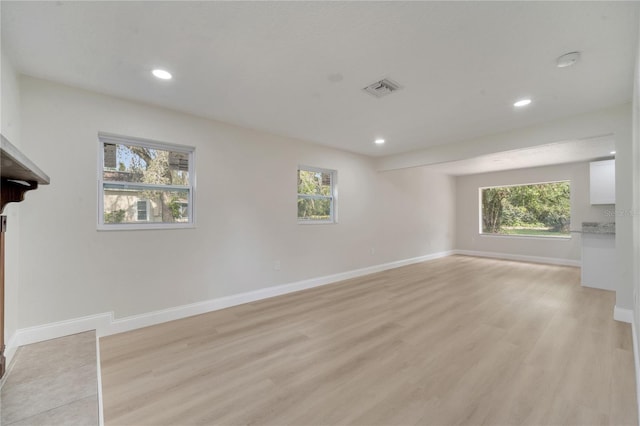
[5,250,453,357]
[4,312,112,369]
[0,333,19,388]
[4,333,18,373]
[96,337,105,426]
[453,249,581,267]
[12,312,113,347]
[614,306,634,324]
[631,319,640,426]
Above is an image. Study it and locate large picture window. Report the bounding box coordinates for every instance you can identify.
[297,166,336,223]
[480,181,570,237]
[98,133,195,230]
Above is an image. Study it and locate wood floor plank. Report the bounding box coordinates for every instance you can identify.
[100,255,638,425]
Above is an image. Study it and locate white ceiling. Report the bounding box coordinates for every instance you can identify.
[1,1,639,158]
[425,136,616,176]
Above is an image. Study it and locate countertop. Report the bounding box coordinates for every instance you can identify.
[581,222,615,235]
[1,134,50,184]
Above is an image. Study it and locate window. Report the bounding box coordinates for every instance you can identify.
[297,166,336,223]
[480,181,570,237]
[136,200,149,221]
[98,133,195,230]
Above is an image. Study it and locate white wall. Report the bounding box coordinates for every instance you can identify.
[16,76,455,329]
[381,103,633,310]
[378,104,631,172]
[1,51,23,346]
[615,108,635,311]
[10,72,636,335]
[1,53,21,144]
[455,162,611,263]
[632,14,640,349]
[377,166,456,261]
[630,15,640,421]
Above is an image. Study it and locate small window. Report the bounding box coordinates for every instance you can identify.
[480,181,570,237]
[98,133,195,230]
[136,200,149,221]
[297,166,336,223]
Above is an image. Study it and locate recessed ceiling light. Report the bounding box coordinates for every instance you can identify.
[375,139,385,145]
[152,69,172,80]
[556,51,581,68]
[513,99,532,107]
[610,151,616,155]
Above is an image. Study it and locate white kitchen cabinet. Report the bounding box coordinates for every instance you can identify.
[581,231,615,291]
[590,159,615,205]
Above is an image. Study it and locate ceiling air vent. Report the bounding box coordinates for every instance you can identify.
[362,78,402,98]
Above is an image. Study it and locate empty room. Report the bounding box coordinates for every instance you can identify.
[1,1,640,425]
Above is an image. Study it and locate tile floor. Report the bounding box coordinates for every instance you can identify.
[0,331,99,425]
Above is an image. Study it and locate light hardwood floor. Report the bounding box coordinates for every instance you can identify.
[100,255,637,425]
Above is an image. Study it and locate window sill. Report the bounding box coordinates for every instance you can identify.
[480,233,571,241]
[97,223,195,231]
[297,220,337,225]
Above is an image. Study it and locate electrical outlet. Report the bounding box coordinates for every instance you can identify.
[370,247,375,255]
[274,260,281,271]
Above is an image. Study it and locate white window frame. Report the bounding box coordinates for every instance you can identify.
[478,180,571,239]
[297,165,337,224]
[136,200,150,222]
[97,132,196,231]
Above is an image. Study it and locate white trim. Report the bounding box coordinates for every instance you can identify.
[136,199,150,222]
[0,333,19,389]
[613,306,634,323]
[480,179,571,191]
[10,312,112,348]
[297,220,336,225]
[96,337,105,426]
[478,180,571,238]
[297,165,337,224]
[4,332,19,374]
[97,132,196,231]
[98,132,195,154]
[453,249,581,267]
[105,250,453,336]
[631,319,640,426]
[3,313,111,386]
[479,233,571,241]
[5,251,453,351]
[104,182,191,192]
[98,222,195,232]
